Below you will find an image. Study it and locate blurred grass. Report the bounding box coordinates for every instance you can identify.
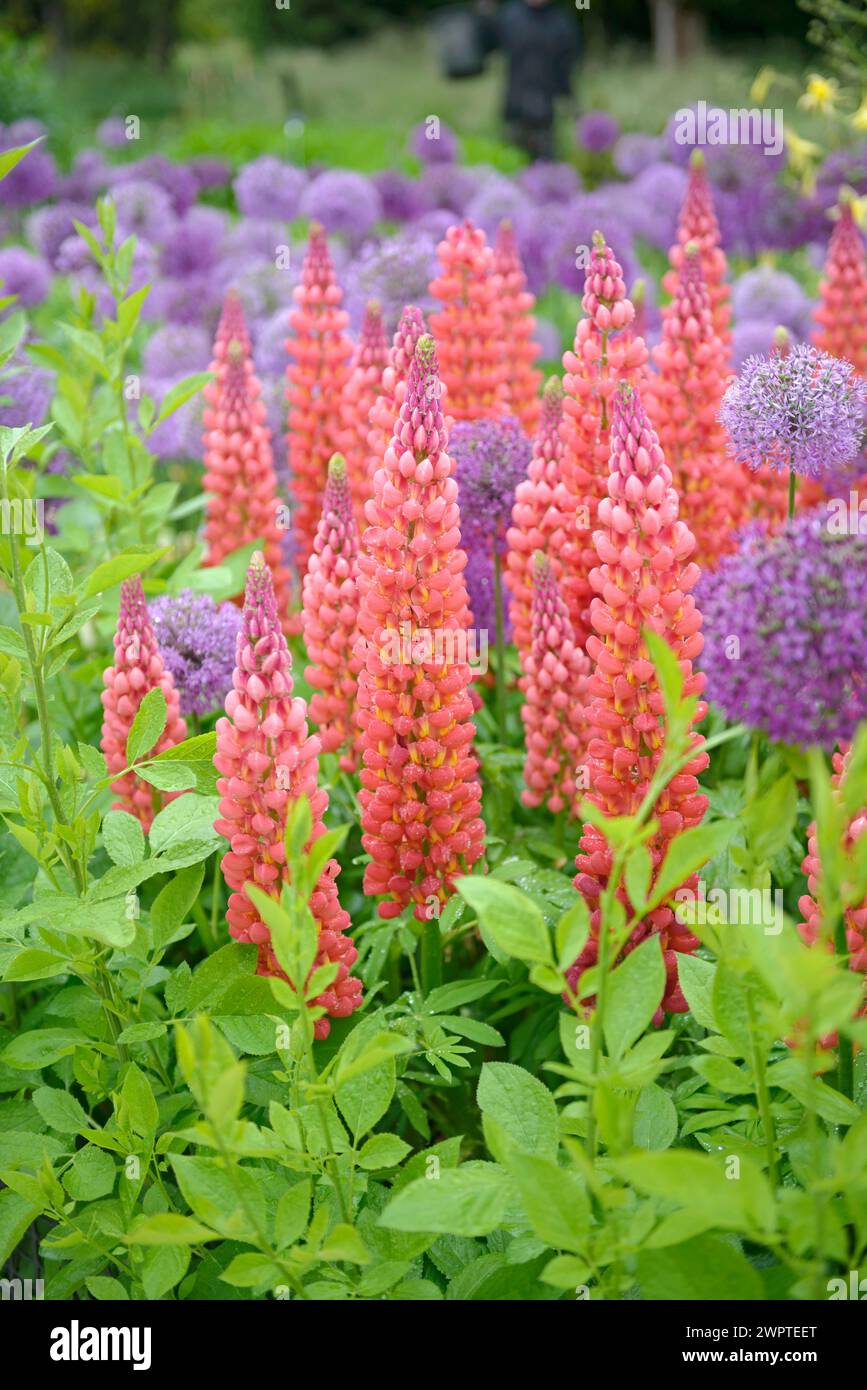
[45,24,824,170]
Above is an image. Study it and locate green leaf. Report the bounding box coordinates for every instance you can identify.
[380,1164,512,1237]
[691,1055,753,1095]
[148,793,221,857]
[169,1154,264,1239]
[0,139,43,183]
[32,1087,88,1135]
[274,1180,311,1250]
[126,686,167,765]
[102,809,146,867]
[456,877,552,964]
[136,761,197,793]
[613,1150,775,1236]
[63,1146,116,1201]
[603,934,665,1058]
[0,1190,41,1265]
[358,1134,412,1170]
[555,899,589,973]
[151,862,205,948]
[743,774,797,864]
[83,548,165,598]
[1,1028,88,1070]
[636,1235,763,1300]
[506,1152,590,1252]
[153,372,213,426]
[85,1275,129,1300]
[220,1253,284,1289]
[477,1062,559,1161]
[141,731,218,796]
[677,954,718,1032]
[117,1021,167,1044]
[646,820,738,914]
[318,1223,370,1264]
[125,1213,219,1246]
[142,1244,190,1300]
[121,1063,159,1139]
[632,1083,678,1150]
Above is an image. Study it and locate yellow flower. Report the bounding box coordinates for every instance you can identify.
[799,73,840,113]
[836,187,867,229]
[751,66,777,104]
[785,128,822,176]
[851,94,867,131]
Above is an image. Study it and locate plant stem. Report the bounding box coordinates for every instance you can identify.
[833,914,855,1102]
[788,468,797,519]
[493,551,507,744]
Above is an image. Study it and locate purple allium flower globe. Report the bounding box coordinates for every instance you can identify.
[149,590,243,717]
[299,170,382,244]
[143,324,210,381]
[720,344,866,480]
[96,117,129,150]
[576,110,620,154]
[518,162,581,205]
[730,318,787,372]
[613,132,663,178]
[0,121,56,207]
[450,416,533,639]
[344,230,438,334]
[25,203,96,268]
[373,169,430,223]
[112,179,176,245]
[159,206,227,278]
[0,349,52,428]
[730,265,811,338]
[110,155,197,215]
[0,247,50,309]
[409,119,459,165]
[465,175,530,238]
[697,516,867,750]
[233,157,306,221]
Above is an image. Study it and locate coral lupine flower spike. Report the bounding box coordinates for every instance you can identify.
[285,222,355,568]
[367,304,429,485]
[520,551,589,815]
[569,382,709,1021]
[493,218,542,434]
[647,241,744,568]
[559,230,648,647]
[356,334,486,921]
[101,575,188,832]
[664,150,731,347]
[202,289,292,627]
[813,192,867,376]
[302,454,362,773]
[214,552,362,1037]
[339,299,389,528]
[429,219,508,420]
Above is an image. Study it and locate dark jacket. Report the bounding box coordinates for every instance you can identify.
[480,1,580,126]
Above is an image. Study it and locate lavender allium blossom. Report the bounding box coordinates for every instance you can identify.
[418,162,478,215]
[576,110,620,154]
[409,120,458,164]
[0,121,56,206]
[626,162,688,249]
[0,247,50,308]
[720,344,866,480]
[233,156,306,221]
[59,149,109,202]
[373,169,429,222]
[112,179,176,245]
[730,265,811,337]
[26,202,96,268]
[143,324,210,380]
[144,271,222,330]
[97,117,129,149]
[409,208,457,244]
[533,315,563,362]
[160,206,227,277]
[188,156,231,192]
[465,175,530,238]
[519,162,581,204]
[613,132,662,178]
[149,590,242,717]
[0,350,52,428]
[450,416,533,639]
[729,318,782,371]
[111,155,197,215]
[345,230,437,333]
[300,170,382,243]
[697,517,867,750]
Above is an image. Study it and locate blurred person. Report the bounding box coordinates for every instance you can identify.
[478,0,581,160]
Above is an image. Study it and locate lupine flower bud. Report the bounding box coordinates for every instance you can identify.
[302,454,362,773]
[285,224,355,569]
[505,377,571,662]
[202,290,292,628]
[569,383,709,1021]
[494,219,542,435]
[797,743,867,1042]
[429,219,508,420]
[367,304,429,484]
[214,553,362,1037]
[101,576,188,831]
[813,196,867,376]
[663,151,732,346]
[560,231,648,646]
[356,334,486,920]
[520,552,589,814]
[339,300,389,528]
[647,243,745,568]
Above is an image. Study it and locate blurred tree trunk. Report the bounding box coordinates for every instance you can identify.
[649,0,706,65]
